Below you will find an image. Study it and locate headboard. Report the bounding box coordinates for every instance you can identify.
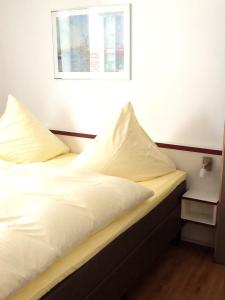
[215,124,225,263]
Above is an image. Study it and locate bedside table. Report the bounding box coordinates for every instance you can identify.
[181,191,218,226]
[181,190,219,247]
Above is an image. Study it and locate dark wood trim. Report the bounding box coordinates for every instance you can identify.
[50,129,222,155]
[215,125,225,263]
[51,129,97,139]
[156,142,222,156]
[182,197,219,205]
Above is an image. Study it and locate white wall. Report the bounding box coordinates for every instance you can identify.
[0,0,224,149]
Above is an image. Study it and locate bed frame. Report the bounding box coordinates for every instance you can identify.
[42,180,186,300]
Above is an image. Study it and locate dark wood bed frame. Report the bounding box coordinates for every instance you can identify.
[42,180,186,300]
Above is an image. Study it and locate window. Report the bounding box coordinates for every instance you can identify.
[52,4,130,79]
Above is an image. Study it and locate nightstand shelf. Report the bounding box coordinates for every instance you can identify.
[181,191,218,226]
[181,191,219,247]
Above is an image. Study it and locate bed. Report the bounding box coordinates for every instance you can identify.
[0,98,186,299]
[6,153,186,300]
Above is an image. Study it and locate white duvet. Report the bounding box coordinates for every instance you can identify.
[0,161,153,299]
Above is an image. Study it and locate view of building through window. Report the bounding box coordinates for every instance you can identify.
[56,12,124,73]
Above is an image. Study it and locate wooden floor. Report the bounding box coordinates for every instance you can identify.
[127,243,225,300]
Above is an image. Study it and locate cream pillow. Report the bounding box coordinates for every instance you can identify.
[0,95,69,163]
[73,102,176,181]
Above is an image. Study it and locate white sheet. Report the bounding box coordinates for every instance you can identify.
[0,163,153,299]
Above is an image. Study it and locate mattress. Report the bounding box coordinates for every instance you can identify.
[9,153,186,300]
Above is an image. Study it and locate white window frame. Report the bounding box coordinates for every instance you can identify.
[51,4,131,80]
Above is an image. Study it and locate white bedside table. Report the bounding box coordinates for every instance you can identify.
[181,191,218,226]
[181,190,219,247]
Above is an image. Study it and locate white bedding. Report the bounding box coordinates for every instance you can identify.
[0,162,153,299]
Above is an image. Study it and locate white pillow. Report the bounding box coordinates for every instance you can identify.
[0,95,69,163]
[73,102,176,181]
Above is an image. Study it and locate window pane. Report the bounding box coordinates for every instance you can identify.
[102,12,124,72]
[56,15,90,72]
